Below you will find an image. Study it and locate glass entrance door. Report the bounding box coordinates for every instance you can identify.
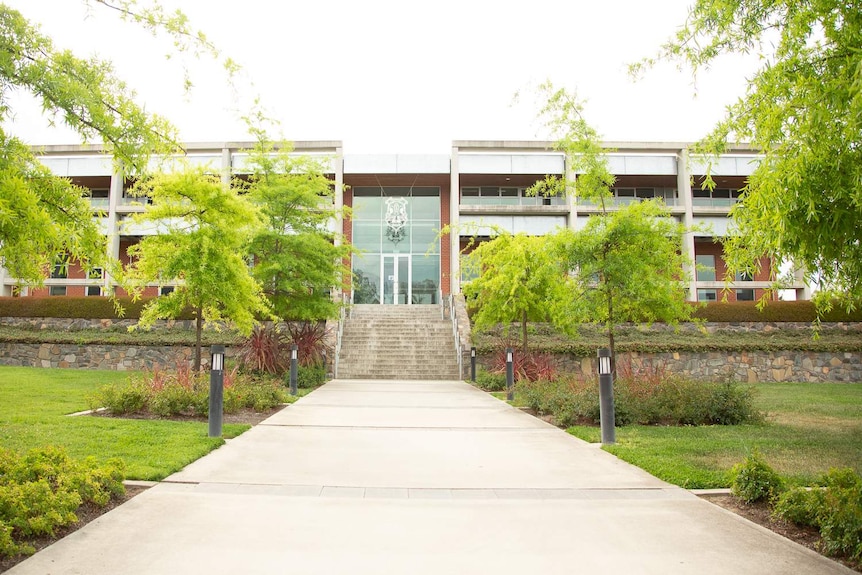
[382,255,411,304]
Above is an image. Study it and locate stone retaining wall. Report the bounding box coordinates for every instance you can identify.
[477,350,862,383]
[0,342,235,370]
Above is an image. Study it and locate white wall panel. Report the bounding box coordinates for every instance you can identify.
[693,216,736,237]
[39,156,113,176]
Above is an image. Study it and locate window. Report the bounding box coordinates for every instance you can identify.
[735,270,753,282]
[86,286,102,297]
[697,289,717,302]
[49,286,67,296]
[160,286,175,296]
[88,268,104,280]
[736,289,755,301]
[696,255,716,281]
[51,256,69,279]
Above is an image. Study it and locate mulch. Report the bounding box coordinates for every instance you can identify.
[700,494,861,573]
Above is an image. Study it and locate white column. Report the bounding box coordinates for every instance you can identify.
[334,146,345,304]
[449,145,461,295]
[678,149,698,301]
[221,147,232,188]
[566,155,577,231]
[104,167,123,293]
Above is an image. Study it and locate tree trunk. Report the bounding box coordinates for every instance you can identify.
[194,307,203,372]
[521,309,529,355]
[606,291,616,377]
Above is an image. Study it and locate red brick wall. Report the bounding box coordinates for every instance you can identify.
[694,239,775,301]
[440,184,451,296]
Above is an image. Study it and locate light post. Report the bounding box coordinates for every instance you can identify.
[597,348,615,445]
[208,345,225,438]
[505,347,514,402]
[289,344,298,396]
[470,347,477,382]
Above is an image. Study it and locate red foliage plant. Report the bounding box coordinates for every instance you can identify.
[488,343,558,383]
[236,325,290,375]
[285,321,333,368]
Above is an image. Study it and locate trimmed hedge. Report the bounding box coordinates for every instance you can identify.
[693,301,862,323]
[0,297,199,320]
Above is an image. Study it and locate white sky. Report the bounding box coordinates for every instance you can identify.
[3,0,761,154]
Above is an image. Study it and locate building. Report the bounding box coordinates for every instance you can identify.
[0,140,810,302]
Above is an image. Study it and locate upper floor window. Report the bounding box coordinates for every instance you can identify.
[696,255,716,281]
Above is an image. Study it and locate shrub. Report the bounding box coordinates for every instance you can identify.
[706,378,761,425]
[474,369,507,391]
[0,447,125,558]
[295,364,327,389]
[818,468,862,561]
[0,296,196,320]
[692,300,862,323]
[235,325,290,376]
[486,347,559,383]
[91,366,287,417]
[730,451,785,504]
[285,321,333,368]
[773,487,823,528]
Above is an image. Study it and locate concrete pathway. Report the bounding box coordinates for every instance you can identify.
[8,380,855,574]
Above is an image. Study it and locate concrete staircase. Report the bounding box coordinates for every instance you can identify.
[337,304,461,380]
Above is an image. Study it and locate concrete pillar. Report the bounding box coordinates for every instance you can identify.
[678,149,698,302]
[105,166,123,293]
[449,145,461,295]
[566,154,578,231]
[334,146,345,303]
[221,147,232,188]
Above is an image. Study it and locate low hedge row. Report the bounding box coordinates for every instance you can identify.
[0,297,198,320]
[693,301,862,323]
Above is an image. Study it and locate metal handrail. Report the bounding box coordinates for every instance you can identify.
[439,289,444,320]
[448,294,463,379]
[334,293,349,378]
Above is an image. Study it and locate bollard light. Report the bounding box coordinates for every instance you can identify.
[597,347,615,445]
[505,347,514,402]
[289,344,298,396]
[470,347,477,382]
[208,345,225,438]
[598,350,611,376]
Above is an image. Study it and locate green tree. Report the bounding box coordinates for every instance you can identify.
[122,168,270,370]
[0,4,181,285]
[533,84,695,363]
[462,232,563,355]
[551,202,693,363]
[244,135,351,322]
[639,0,862,308]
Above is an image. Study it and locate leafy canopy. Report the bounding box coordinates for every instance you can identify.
[640,0,862,307]
[532,84,696,359]
[244,133,351,322]
[462,231,564,354]
[0,4,184,284]
[122,167,270,367]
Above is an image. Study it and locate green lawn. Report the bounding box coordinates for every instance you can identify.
[566,382,862,488]
[0,366,250,480]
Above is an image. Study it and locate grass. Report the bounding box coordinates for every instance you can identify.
[0,366,250,480]
[565,382,862,488]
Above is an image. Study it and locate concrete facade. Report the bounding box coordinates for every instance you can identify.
[0,140,810,303]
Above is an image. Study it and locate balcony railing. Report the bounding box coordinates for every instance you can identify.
[460,196,566,207]
[691,197,741,208]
